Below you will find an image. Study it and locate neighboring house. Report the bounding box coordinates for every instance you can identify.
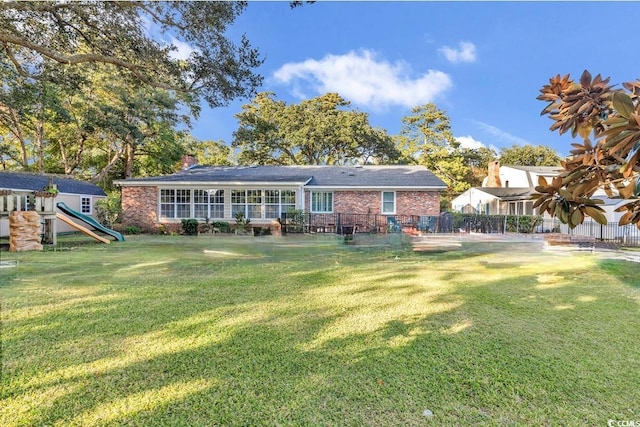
[0,171,107,237]
[452,162,562,216]
[452,161,633,227]
[452,187,537,216]
[115,165,446,232]
[482,164,561,189]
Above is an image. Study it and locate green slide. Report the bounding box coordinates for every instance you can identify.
[56,202,125,242]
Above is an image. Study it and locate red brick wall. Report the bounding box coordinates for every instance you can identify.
[306,190,440,216]
[121,186,158,231]
[334,191,380,214]
[396,191,440,216]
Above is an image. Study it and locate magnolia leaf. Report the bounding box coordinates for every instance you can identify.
[612,91,635,119]
[558,188,573,200]
[618,181,635,199]
[537,176,548,187]
[538,199,551,213]
[604,185,614,198]
[577,122,592,139]
[615,203,631,212]
[583,206,608,225]
[580,70,592,87]
[558,206,569,224]
[603,116,628,127]
[634,177,640,197]
[570,208,584,226]
[619,210,633,226]
[584,139,593,151]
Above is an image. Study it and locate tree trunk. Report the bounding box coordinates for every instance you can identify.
[123,140,135,179]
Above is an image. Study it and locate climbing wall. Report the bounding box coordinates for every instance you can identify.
[9,211,43,252]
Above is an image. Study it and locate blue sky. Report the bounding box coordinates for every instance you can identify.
[187,1,640,158]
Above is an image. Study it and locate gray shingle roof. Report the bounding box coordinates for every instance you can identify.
[0,171,106,196]
[116,165,447,189]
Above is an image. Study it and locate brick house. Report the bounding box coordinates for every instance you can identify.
[115,165,446,232]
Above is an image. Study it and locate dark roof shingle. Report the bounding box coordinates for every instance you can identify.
[0,172,106,196]
[117,165,447,189]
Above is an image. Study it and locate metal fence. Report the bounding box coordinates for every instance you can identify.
[280,212,422,234]
[280,212,640,246]
[567,220,640,246]
[280,212,530,235]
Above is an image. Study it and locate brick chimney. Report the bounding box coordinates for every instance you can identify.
[181,154,198,170]
[485,160,502,187]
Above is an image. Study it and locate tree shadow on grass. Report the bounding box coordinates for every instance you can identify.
[3,238,640,425]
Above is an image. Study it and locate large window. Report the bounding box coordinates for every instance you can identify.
[232,189,295,219]
[160,189,191,219]
[311,192,333,213]
[210,190,225,218]
[247,189,262,219]
[265,189,295,218]
[161,188,296,220]
[231,189,247,218]
[382,191,395,214]
[194,189,224,219]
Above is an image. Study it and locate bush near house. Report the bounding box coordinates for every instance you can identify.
[181,219,199,236]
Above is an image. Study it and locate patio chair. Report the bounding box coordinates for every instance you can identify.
[387,216,402,233]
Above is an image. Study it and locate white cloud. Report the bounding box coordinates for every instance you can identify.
[168,37,195,61]
[439,41,477,64]
[272,50,452,110]
[140,14,196,61]
[456,135,500,153]
[472,120,531,146]
[456,135,485,150]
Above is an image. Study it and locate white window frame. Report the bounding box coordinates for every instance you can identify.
[80,196,92,214]
[311,191,333,213]
[160,188,297,220]
[193,189,225,220]
[160,189,192,219]
[265,189,296,219]
[381,191,396,214]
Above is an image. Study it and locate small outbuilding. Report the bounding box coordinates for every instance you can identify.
[0,171,107,238]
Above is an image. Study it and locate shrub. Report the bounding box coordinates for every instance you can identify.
[233,212,251,233]
[96,191,122,228]
[181,219,199,236]
[505,215,543,233]
[212,221,231,233]
[124,225,141,235]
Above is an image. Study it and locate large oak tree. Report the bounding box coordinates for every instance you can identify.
[0,1,263,108]
[232,92,399,165]
[499,144,560,167]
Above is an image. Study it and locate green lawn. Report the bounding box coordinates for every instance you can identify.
[1,234,639,426]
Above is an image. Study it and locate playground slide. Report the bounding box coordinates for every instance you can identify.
[56,213,110,244]
[56,202,125,242]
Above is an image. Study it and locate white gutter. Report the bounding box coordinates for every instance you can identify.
[115,180,310,187]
